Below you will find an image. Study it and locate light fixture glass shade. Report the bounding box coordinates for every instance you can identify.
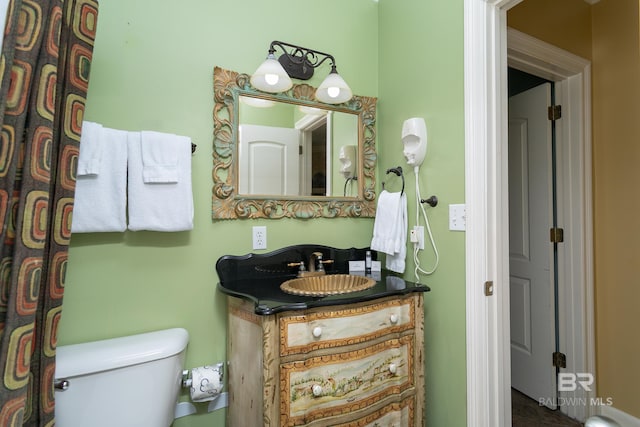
[250,53,293,93]
[315,70,353,104]
[298,105,327,116]
[240,96,275,108]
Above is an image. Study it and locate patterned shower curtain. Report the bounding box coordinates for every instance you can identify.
[0,0,98,425]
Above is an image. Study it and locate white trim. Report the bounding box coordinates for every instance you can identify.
[599,406,640,427]
[507,28,590,80]
[465,2,595,426]
[294,113,327,131]
[464,1,514,426]
[325,111,334,196]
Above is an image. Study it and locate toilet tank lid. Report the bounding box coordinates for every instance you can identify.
[55,328,189,378]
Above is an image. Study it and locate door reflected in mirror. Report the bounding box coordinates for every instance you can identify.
[212,66,377,220]
[238,96,358,198]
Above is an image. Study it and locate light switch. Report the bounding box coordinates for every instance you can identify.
[449,204,466,231]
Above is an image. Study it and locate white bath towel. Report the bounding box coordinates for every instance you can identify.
[71,126,128,233]
[370,190,408,273]
[77,121,103,176]
[127,131,194,232]
[140,130,181,183]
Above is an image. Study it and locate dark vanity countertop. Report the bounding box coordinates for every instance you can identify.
[216,244,430,315]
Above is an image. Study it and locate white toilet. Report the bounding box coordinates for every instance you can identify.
[54,328,189,427]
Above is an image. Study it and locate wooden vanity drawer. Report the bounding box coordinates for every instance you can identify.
[279,334,414,426]
[279,297,415,356]
[333,397,414,427]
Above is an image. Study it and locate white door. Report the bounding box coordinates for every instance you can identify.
[239,124,300,195]
[508,83,557,407]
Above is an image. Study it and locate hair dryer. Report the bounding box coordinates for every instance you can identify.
[402,118,428,167]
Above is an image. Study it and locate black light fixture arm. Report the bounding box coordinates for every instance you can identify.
[269,40,337,81]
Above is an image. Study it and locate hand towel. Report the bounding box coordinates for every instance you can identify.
[71,126,128,233]
[77,121,103,176]
[127,131,194,232]
[140,130,180,183]
[370,190,408,273]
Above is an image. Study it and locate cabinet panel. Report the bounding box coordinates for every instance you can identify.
[227,301,265,426]
[280,335,414,426]
[280,298,415,356]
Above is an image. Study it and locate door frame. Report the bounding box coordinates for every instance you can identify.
[464,1,595,426]
[296,111,333,196]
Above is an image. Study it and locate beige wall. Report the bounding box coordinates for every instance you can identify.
[508,0,592,60]
[509,0,640,418]
[591,0,640,418]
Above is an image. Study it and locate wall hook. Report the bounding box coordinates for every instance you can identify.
[420,195,438,207]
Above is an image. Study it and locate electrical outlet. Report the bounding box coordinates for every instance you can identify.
[411,225,425,249]
[449,204,466,231]
[252,226,267,250]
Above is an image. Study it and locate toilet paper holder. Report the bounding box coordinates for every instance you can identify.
[181,362,224,388]
[181,370,192,388]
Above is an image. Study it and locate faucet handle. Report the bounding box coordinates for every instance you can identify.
[311,252,333,273]
[287,261,306,272]
[316,254,325,272]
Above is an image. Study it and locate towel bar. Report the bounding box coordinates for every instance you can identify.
[382,166,404,195]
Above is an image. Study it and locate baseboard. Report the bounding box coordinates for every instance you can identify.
[598,405,640,427]
[174,392,229,420]
[207,391,228,412]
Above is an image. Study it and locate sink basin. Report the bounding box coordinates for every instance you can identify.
[280,274,376,297]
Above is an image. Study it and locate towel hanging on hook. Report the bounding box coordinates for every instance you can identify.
[382,166,404,195]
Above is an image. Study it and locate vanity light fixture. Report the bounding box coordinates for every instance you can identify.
[315,66,353,104]
[250,51,293,93]
[251,41,353,105]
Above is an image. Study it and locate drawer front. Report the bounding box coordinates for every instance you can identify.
[333,398,414,427]
[280,298,415,356]
[280,335,414,426]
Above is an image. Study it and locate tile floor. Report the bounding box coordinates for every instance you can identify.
[512,388,584,427]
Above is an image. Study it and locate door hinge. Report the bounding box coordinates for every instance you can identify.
[484,281,494,296]
[550,227,564,243]
[553,351,567,368]
[548,105,562,121]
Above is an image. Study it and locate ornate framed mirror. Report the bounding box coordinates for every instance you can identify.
[212,67,377,219]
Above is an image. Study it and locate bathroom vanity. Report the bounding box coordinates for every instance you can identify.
[217,245,429,426]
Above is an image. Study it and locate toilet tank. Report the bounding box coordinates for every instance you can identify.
[55,328,189,427]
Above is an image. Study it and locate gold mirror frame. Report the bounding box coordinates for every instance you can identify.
[212,67,377,219]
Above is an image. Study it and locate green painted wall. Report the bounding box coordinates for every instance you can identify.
[378,0,467,426]
[58,0,467,426]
